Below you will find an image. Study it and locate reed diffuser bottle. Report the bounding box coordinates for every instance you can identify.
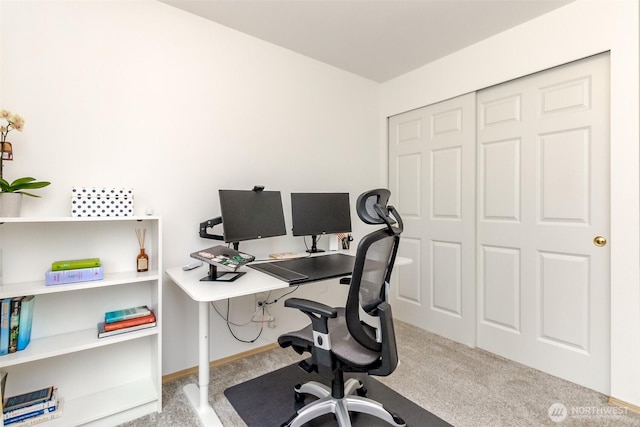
[136,228,148,272]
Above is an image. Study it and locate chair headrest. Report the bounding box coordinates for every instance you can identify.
[356,189,390,224]
[356,189,403,234]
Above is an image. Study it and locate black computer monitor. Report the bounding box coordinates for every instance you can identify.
[218,189,287,249]
[291,192,352,253]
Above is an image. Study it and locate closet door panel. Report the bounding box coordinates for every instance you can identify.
[389,93,476,346]
[477,53,610,394]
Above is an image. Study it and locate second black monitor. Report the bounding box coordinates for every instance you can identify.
[291,192,352,253]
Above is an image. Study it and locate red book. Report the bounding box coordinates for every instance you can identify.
[104,312,156,331]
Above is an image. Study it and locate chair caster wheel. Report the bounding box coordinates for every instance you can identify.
[356,385,367,397]
[293,384,305,403]
[391,412,406,426]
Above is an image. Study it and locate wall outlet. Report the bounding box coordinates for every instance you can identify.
[266,316,276,328]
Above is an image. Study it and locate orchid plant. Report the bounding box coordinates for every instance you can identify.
[0,110,51,197]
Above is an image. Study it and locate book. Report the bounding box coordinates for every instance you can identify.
[190,245,255,272]
[5,405,57,425]
[4,396,56,421]
[51,258,100,271]
[104,311,155,332]
[8,297,22,353]
[97,321,156,338]
[4,389,57,423]
[45,266,104,286]
[0,299,11,355]
[269,252,303,260]
[16,296,34,351]
[0,370,7,413]
[3,386,54,414]
[104,305,150,324]
[8,399,63,427]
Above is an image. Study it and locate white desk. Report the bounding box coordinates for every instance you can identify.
[166,252,411,426]
[166,264,290,426]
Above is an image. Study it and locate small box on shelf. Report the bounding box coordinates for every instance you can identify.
[71,187,134,217]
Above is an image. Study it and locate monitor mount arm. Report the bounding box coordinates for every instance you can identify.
[199,217,240,250]
[199,216,224,241]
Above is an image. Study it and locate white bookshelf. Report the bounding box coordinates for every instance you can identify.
[0,216,162,426]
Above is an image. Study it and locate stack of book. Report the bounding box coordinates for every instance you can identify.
[3,385,63,426]
[98,305,156,338]
[45,258,103,286]
[0,296,35,355]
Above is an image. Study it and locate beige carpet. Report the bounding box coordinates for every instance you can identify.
[121,321,640,426]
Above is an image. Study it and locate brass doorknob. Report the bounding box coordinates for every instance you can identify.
[594,236,607,247]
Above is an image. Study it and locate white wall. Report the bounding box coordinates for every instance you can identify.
[381,0,640,407]
[0,0,381,375]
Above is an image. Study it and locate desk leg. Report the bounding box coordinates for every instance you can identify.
[183,301,224,426]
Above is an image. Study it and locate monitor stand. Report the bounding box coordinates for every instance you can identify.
[200,264,245,282]
[306,235,325,254]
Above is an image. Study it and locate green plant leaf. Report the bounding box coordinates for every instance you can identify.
[9,177,37,186]
[0,176,51,197]
[14,181,51,190]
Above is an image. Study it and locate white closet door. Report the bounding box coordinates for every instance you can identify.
[476,53,610,393]
[388,93,476,346]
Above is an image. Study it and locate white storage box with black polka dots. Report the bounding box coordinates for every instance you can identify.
[71,187,134,217]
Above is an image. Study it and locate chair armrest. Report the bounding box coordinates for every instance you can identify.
[284,298,337,334]
[285,298,337,318]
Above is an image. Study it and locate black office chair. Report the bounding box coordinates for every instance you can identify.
[278,188,406,427]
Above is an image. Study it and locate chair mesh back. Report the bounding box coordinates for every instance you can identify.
[345,228,399,352]
[359,234,395,313]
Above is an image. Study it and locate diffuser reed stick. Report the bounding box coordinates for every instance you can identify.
[136,228,146,249]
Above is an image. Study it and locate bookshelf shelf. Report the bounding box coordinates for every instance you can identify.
[0,216,162,425]
[0,325,159,368]
[47,378,158,427]
[0,270,160,298]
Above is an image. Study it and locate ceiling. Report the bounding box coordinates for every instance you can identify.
[159,0,573,83]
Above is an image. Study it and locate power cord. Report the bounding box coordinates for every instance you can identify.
[210,300,264,343]
[209,286,301,343]
[261,285,300,307]
[210,300,261,327]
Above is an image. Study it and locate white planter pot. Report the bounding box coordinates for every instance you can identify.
[0,193,23,217]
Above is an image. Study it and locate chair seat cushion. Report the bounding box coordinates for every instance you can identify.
[278,307,380,369]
